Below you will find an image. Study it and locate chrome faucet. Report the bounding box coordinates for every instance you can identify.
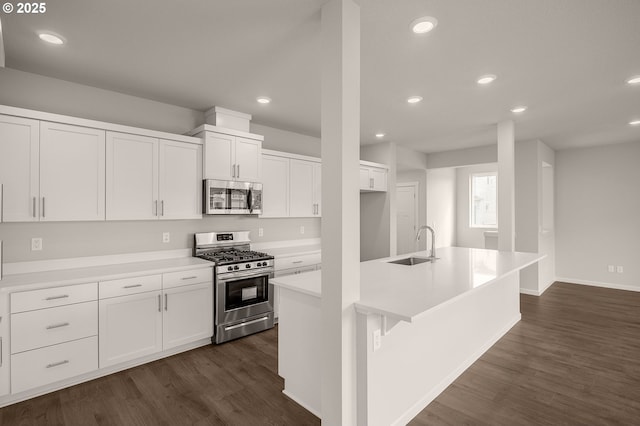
[415,225,437,259]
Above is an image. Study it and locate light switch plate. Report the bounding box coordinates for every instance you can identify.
[300,226,305,235]
[373,329,382,352]
[608,265,615,273]
[258,228,264,237]
[616,266,624,274]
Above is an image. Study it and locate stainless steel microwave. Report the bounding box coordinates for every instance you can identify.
[203,179,263,215]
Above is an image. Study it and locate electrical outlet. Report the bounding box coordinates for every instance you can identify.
[162,232,170,243]
[300,226,305,235]
[373,329,382,352]
[258,228,264,237]
[608,265,615,273]
[617,266,624,274]
[31,238,43,251]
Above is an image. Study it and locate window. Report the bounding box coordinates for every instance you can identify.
[470,173,497,228]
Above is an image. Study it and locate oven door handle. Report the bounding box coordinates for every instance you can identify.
[218,269,272,281]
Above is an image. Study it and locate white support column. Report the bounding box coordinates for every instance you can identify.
[497,120,515,251]
[320,0,361,425]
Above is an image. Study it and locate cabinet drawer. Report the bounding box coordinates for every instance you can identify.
[100,274,161,299]
[274,253,321,271]
[275,265,318,277]
[11,301,98,354]
[11,336,98,394]
[11,282,97,314]
[163,268,212,289]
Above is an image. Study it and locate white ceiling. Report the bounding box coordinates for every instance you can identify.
[2,0,640,153]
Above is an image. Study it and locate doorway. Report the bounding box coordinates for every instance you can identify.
[396,182,418,255]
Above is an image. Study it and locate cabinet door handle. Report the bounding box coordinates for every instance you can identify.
[181,276,198,280]
[46,360,69,369]
[123,284,142,289]
[161,200,164,216]
[154,200,158,216]
[370,178,373,189]
[42,197,46,218]
[0,337,3,367]
[232,164,236,178]
[0,183,3,222]
[46,322,70,330]
[45,294,69,301]
[33,196,37,218]
[237,164,240,178]
[158,294,161,312]
[164,293,168,311]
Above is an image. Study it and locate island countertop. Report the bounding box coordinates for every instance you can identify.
[271,246,544,322]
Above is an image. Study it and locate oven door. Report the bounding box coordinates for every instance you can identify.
[216,270,273,326]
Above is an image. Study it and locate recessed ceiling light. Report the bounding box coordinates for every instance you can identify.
[411,17,438,34]
[477,74,497,85]
[510,106,527,113]
[629,119,640,126]
[375,133,385,138]
[627,76,640,85]
[407,96,423,104]
[38,32,65,45]
[256,96,271,104]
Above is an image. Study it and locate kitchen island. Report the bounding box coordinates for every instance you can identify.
[272,246,543,425]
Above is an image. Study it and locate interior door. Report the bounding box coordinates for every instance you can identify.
[396,183,417,255]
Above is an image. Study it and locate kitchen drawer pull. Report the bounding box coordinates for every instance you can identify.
[181,276,198,280]
[292,260,303,264]
[224,316,269,331]
[46,322,70,330]
[46,360,69,369]
[123,284,143,289]
[45,295,69,301]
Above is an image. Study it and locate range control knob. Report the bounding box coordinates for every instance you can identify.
[246,264,251,269]
[227,266,233,271]
[234,265,239,270]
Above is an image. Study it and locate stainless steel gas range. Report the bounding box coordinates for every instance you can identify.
[194,231,274,344]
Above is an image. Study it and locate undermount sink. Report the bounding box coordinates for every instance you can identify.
[388,256,433,266]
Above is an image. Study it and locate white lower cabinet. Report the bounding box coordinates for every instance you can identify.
[99,290,163,368]
[99,269,213,368]
[273,253,321,320]
[163,282,213,350]
[11,337,98,394]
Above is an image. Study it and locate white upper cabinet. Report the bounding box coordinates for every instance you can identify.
[312,162,322,216]
[290,159,318,217]
[106,132,202,221]
[234,137,261,181]
[106,132,159,220]
[261,154,290,218]
[40,121,106,221]
[203,131,261,182]
[0,114,39,222]
[360,164,388,192]
[158,139,202,220]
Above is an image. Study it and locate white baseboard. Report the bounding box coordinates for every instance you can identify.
[556,277,640,293]
[519,288,540,296]
[539,278,555,295]
[392,314,522,426]
[282,389,322,419]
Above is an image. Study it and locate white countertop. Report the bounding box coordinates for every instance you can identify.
[0,257,212,292]
[271,246,544,322]
[252,238,321,258]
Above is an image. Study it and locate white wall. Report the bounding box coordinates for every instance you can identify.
[0,68,321,263]
[427,145,496,169]
[555,141,640,291]
[360,142,397,261]
[397,170,427,251]
[455,164,498,248]
[426,168,456,248]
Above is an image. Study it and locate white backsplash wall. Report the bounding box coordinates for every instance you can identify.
[0,217,321,263]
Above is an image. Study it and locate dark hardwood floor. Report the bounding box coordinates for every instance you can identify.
[1,281,639,425]
[411,282,640,426]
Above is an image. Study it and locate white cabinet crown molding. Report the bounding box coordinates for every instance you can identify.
[188,124,264,141]
[0,104,201,145]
